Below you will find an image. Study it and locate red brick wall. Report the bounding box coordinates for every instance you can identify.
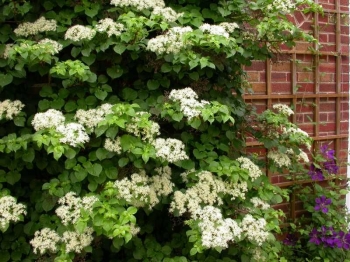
[244,1,349,219]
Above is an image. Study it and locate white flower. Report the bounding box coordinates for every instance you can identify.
[266,0,296,14]
[169,87,209,120]
[236,157,262,180]
[65,25,96,42]
[37,38,63,55]
[95,18,124,37]
[272,103,294,116]
[55,192,98,226]
[152,7,183,22]
[199,24,229,38]
[219,22,239,33]
[152,138,189,163]
[170,171,248,216]
[30,228,60,254]
[14,17,57,37]
[62,227,94,253]
[241,214,269,246]
[193,206,242,249]
[0,100,25,120]
[110,0,166,10]
[75,103,113,130]
[250,197,270,210]
[125,112,160,142]
[56,123,90,147]
[31,109,65,131]
[2,44,13,59]
[114,169,174,209]
[0,196,26,230]
[147,26,193,55]
[267,150,291,168]
[104,137,122,154]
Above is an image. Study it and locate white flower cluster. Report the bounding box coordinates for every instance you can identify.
[75,104,113,130]
[147,26,193,55]
[199,23,229,38]
[14,17,57,37]
[282,126,311,150]
[0,196,26,230]
[125,112,160,142]
[65,25,96,42]
[2,44,13,59]
[272,103,294,116]
[169,87,209,120]
[285,148,309,163]
[267,150,291,168]
[266,0,296,14]
[194,206,242,249]
[236,157,262,180]
[250,197,270,210]
[114,167,173,209]
[110,0,165,11]
[241,214,269,246]
[152,138,189,163]
[0,100,25,120]
[219,22,239,33]
[30,228,61,254]
[37,38,63,55]
[62,227,94,253]
[152,7,183,22]
[56,123,90,147]
[55,192,98,226]
[104,137,122,154]
[170,171,248,216]
[30,227,94,255]
[32,109,65,131]
[95,18,124,37]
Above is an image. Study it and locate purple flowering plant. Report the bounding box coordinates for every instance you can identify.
[281,145,350,261]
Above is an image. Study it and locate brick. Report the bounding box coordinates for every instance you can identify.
[250,83,266,93]
[297,72,313,82]
[320,73,334,82]
[271,62,290,72]
[320,83,336,93]
[271,82,291,94]
[246,72,259,82]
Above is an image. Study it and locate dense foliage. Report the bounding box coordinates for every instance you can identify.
[1,0,345,261]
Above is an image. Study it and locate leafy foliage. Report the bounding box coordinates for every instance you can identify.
[0,0,330,261]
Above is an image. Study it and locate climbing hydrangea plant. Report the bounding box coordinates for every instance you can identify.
[0,0,330,261]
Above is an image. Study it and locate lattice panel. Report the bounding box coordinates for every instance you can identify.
[244,0,349,221]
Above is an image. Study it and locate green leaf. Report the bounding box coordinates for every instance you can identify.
[22,148,35,162]
[88,181,98,192]
[122,88,138,101]
[13,116,26,127]
[147,80,160,90]
[6,171,21,185]
[107,66,123,79]
[0,73,13,87]
[189,72,199,81]
[42,196,56,212]
[161,63,172,73]
[65,158,77,169]
[64,148,77,159]
[95,89,108,100]
[118,157,129,167]
[95,125,108,137]
[0,250,10,262]
[105,166,118,179]
[64,100,77,112]
[114,43,126,55]
[75,169,88,182]
[89,163,103,177]
[96,148,108,160]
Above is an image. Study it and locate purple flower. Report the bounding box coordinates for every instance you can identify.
[308,164,324,181]
[323,160,339,174]
[283,233,298,246]
[314,196,332,213]
[321,145,335,160]
[335,231,350,250]
[309,228,322,245]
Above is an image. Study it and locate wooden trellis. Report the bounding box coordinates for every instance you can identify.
[244,0,349,221]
